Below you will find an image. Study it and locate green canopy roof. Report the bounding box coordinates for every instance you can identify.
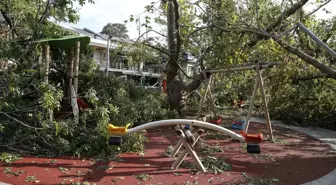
[36,35,91,51]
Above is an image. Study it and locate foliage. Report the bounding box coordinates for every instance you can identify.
[131,0,336,129]
[0,0,176,157]
[0,152,22,163]
[0,55,176,156]
[1,0,336,165]
[181,156,231,174]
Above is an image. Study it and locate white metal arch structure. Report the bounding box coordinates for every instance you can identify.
[107,119,263,172]
[108,119,245,141]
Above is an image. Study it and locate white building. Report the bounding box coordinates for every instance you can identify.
[60,25,199,87]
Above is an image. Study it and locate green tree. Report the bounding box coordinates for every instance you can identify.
[124,0,336,129]
[101,23,129,39]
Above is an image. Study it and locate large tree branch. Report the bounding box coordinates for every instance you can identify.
[273,35,336,78]
[126,29,166,52]
[247,0,309,47]
[213,25,336,79]
[0,10,17,38]
[0,111,43,130]
[294,74,331,81]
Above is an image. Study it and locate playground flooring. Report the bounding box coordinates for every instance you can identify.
[0,122,335,185]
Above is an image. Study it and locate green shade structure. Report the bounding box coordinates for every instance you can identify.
[36,35,91,51]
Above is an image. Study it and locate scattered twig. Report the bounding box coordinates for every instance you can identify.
[0,111,43,130]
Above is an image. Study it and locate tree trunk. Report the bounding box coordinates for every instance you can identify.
[165,0,213,116]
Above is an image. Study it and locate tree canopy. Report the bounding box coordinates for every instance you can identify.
[100,23,129,39]
[122,0,336,127]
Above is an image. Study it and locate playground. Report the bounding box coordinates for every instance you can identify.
[0,121,335,185]
[2,0,336,185]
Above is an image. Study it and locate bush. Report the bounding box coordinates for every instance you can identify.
[0,52,177,157]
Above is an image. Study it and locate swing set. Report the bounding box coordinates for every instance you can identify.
[105,61,280,172]
[194,61,282,141]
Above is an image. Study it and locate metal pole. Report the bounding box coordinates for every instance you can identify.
[244,76,259,132]
[196,74,213,120]
[106,38,110,75]
[255,61,274,142]
[74,41,80,95]
[209,62,282,73]
[297,22,336,59]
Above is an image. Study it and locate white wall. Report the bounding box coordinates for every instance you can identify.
[93,49,107,68]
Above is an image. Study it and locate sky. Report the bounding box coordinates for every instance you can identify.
[60,0,160,40]
[60,0,336,40]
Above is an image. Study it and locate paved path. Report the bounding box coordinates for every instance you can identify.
[244,117,336,185]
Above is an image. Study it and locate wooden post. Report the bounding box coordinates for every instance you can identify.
[207,83,216,118]
[44,44,50,84]
[73,41,80,95]
[44,44,53,122]
[256,61,274,142]
[67,48,74,104]
[172,129,206,172]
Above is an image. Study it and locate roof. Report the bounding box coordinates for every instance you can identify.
[60,24,133,44]
[36,35,91,51]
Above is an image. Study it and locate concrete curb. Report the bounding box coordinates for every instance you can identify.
[0,182,11,185]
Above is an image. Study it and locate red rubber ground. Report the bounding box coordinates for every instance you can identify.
[0,122,335,185]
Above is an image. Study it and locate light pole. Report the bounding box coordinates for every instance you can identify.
[106,37,110,75]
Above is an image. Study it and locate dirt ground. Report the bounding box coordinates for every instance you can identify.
[0,122,335,185]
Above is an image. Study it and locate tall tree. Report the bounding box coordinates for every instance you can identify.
[122,0,336,116]
[101,23,129,39]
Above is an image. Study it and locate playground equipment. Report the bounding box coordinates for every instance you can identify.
[195,61,281,141]
[36,35,91,122]
[107,119,263,172]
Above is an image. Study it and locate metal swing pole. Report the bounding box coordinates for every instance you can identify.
[244,74,259,132]
[297,22,336,59]
[256,61,274,141]
[244,61,274,142]
[196,74,213,120]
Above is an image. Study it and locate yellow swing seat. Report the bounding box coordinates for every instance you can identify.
[107,123,131,135]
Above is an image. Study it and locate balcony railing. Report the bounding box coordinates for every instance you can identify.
[97,60,163,77]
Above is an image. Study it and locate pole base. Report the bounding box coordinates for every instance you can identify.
[247,143,261,154]
[108,136,123,146]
